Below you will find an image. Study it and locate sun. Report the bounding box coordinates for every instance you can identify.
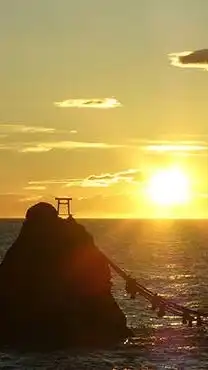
[146,168,191,206]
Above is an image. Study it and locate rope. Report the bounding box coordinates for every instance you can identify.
[105,255,208,327]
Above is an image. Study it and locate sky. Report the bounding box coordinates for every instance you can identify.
[0,0,207,218]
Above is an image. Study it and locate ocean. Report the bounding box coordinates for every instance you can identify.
[0,218,207,370]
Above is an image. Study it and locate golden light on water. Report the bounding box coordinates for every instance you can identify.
[146,167,191,206]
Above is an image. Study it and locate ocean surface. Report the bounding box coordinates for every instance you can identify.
[0,218,207,370]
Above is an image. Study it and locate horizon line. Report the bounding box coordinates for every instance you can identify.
[0,216,208,221]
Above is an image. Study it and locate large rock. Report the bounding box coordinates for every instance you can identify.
[0,202,131,350]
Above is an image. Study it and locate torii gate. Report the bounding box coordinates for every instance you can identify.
[55,197,72,217]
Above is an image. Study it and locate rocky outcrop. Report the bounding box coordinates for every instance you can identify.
[0,202,131,350]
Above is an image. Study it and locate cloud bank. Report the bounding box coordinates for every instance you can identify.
[54,97,122,109]
[169,49,208,70]
[1,127,207,156]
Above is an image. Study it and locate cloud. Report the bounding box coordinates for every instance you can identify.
[2,131,207,157]
[14,138,207,156]
[0,123,127,153]
[0,124,80,138]
[83,169,141,187]
[28,169,142,189]
[19,141,125,153]
[19,195,43,203]
[168,49,208,70]
[0,124,56,134]
[20,146,52,153]
[28,179,70,185]
[0,138,125,153]
[23,186,47,191]
[0,144,15,151]
[145,143,208,153]
[65,169,141,188]
[54,97,122,109]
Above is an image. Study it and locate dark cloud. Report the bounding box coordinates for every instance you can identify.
[179,49,208,64]
[169,49,208,70]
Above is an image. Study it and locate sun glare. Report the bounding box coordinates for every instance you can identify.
[146,168,191,206]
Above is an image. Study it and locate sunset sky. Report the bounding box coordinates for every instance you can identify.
[0,0,207,218]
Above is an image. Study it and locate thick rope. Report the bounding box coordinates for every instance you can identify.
[105,256,207,327]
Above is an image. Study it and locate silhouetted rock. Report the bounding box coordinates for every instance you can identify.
[0,202,131,350]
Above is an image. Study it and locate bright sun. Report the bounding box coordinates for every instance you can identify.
[146,168,191,206]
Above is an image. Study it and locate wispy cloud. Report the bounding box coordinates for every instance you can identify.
[19,195,43,203]
[127,138,208,155]
[0,124,80,137]
[23,186,47,191]
[28,179,69,185]
[19,141,125,153]
[81,169,141,187]
[15,140,208,155]
[2,132,207,156]
[168,49,208,70]
[0,124,56,134]
[0,139,125,153]
[62,169,141,188]
[20,146,52,153]
[54,97,122,109]
[27,169,142,188]
[145,143,208,153]
[0,144,15,151]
